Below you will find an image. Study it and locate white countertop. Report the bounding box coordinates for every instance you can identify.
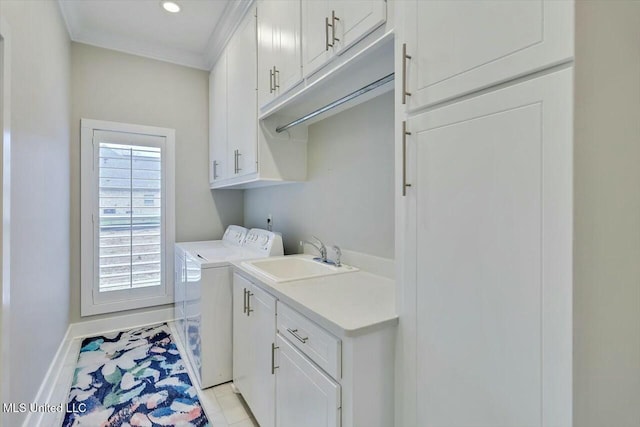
[231,255,398,338]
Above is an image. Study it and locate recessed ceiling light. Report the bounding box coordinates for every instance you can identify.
[161,1,181,13]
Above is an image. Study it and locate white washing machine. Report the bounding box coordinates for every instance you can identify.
[174,226,283,389]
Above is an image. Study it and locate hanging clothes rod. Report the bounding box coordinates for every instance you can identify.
[275,72,395,133]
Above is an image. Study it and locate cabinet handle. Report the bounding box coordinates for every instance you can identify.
[234,149,242,174]
[243,288,248,314]
[271,342,279,374]
[213,160,219,180]
[286,328,309,344]
[331,10,340,44]
[325,17,331,50]
[247,291,254,316]
[273,66,279,90]
[269,68,274,93]
[402,43,412,105]
[402,121,412,196]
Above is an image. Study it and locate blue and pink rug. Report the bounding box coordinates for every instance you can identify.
[62,323,210,427]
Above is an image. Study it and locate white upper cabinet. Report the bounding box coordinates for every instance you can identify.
[226,10,258,178]
[302,0,386,77]
[209,53,227,185]
[400,0,573,110]
[339,0,386,51]
[258,0,302,108]
[301,0,334,77]
[209,6,307,190]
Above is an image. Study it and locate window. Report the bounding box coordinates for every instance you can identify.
[81,119,175,316]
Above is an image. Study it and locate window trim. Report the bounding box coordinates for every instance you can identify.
[80,119,175,317]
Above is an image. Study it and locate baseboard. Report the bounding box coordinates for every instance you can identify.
[23,307,175,427]
[22,325,73,427]
[69,306,175,338]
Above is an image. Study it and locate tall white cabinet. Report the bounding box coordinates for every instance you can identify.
[396,1,574,426]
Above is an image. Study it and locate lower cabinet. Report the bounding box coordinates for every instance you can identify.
[233,273,276,427]
[233,271,395,427]
[275,334,341,427]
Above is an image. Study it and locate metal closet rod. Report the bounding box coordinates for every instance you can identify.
[275,72,395,133]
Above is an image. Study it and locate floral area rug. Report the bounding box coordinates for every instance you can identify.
[62,323,210,427]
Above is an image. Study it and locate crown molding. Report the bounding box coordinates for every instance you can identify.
[203,0,254,70]
[72,27,209,70]
[57,0,253,71]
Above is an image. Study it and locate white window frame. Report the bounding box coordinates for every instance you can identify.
[80,119,175,316]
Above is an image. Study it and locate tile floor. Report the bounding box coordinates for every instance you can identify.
[45,321,258,427]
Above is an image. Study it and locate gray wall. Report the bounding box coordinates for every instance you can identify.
[574,2,640,426]
[1,0,71,424]
[245,92,394,258]
[70,43,243,323]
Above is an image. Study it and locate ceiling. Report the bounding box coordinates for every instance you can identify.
[58,0,253,70]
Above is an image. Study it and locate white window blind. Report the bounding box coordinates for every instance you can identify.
[81,121,175,316]
[98,142,162,292]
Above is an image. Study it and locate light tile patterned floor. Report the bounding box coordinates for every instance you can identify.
[47,322,258,427]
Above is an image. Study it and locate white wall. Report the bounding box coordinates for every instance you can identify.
[244,92,394,258]
[574,2,640,425]
[0,0,71,425]
[70,42,244,323]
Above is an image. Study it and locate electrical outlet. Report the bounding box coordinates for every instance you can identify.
[267,214,273,231]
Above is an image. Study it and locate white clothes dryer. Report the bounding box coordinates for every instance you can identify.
[174,226,283,388]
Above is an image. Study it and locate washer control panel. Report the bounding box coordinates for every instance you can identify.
[222,225,248,246]
[243,228,284,256]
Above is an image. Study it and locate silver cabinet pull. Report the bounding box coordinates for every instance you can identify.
[271,342,279,374]
[331,10,340,44]
[273,66,279,90]
[286,328,308,344]
[402,121,412,196]
[247,291,254,316]
[243,288,248,314]
[269,68,274,93]
[325,16,331,50]
[402,43,412,105]
[326,11,339,50]
[234,150,242,174]
[213,160,219,180]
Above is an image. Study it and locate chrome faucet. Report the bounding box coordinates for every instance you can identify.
[331,245,342,267]
[300,236,327,263]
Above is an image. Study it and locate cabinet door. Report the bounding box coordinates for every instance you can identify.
[302,0,334,77]
[258,0,302,108]
[257,0,276,108]
[402,0,573,110]
[403,69,572,427]
[227,10,258,177]
[209,53,227,185]
[276,335,341,427]
[247,284,277,427]
[338,0,385,53]
[233,274,252,402]
[273,0,302,95]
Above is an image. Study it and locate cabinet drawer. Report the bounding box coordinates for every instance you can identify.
[277,301,341,379]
